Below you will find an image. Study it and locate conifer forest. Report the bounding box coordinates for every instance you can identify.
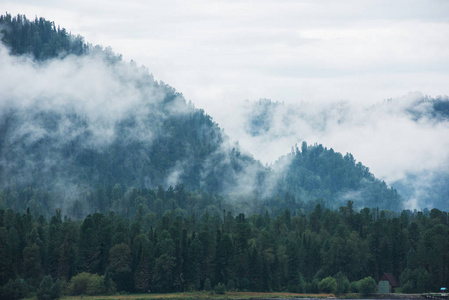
[0,13,449,299]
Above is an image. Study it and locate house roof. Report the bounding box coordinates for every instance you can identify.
[380,273,399,287]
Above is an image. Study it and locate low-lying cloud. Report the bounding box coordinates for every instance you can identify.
[1,34,448,212]
[0,42,271,216]
[216,94,449,210]
[0,42,197,214]
[0,44,169,148]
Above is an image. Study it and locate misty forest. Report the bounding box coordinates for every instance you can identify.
[0,13,449,299]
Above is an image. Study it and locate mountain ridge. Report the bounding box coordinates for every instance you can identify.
[0,13,404,217]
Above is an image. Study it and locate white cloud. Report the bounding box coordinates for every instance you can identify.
[0,44,166,148]
[220,92,449,194]
[3,0,449,189]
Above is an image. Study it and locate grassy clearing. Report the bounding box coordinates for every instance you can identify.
[61,291,335,300]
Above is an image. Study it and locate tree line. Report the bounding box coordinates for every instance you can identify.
[277,142,402,211]
[0,13,87,60]
[0,13,404,214]
[0,188,448,299]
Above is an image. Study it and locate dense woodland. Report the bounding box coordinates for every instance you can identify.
[278,142,402,211]
[0,13,402,215]
[0,141,402,219]
[1,13,449,299]
[0,196,448,299]
[0,13,87,59]
[0,14,262,199]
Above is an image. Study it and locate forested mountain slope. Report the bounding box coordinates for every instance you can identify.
[0,14,266,215]
[0,14,402,217]
[273,142,402,211]
[241,96,449,211]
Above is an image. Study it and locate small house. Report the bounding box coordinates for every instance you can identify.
[378,273,399,294]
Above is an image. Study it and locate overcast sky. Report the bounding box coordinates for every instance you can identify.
[4,1,449,189]
[6,1,449,104]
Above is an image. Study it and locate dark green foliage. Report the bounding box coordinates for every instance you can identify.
[0,13,406,218]
[214,282,226,294]
[152,230,176,292]
[286,239,301,292]
[276,143,402,210]
[0,278,32,300]
[37,276,53,300]
[334,272,350,294]
[0,13,267,217]
[318,276,337,294]
[37,275,61,300]
[400,267,433,293]
[356,276,377,297]
[133,234,152,292]
[67,272,105,295]
[103,270,117,294]
[108,243,132,291]
[0,14,88,59]
[186,236,203,290]
[226,279,235,291]
[214,232,234,287]
[0,82,266,219]
[23,242,42,284]
[2,12,449,298]
[203,278,211,291]
[2,201,448,295]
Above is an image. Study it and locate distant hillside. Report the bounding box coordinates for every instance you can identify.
[240,96,449,212]
[0,14,267,215]
[271,142,402,211]
[0,13,404,217]
[406,96,449,121]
